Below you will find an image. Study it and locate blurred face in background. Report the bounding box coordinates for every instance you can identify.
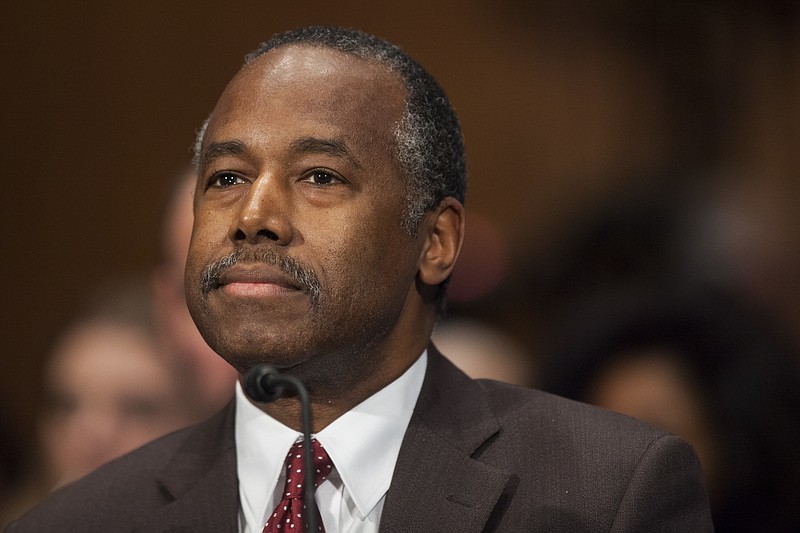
[39,320,185,488]
[586,348,721,498]
[152,171,237,417]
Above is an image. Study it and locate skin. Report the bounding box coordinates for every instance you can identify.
[185,45,464,431]
[40,321,185,488]
[431,319,533,386]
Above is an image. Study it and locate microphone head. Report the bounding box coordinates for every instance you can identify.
[244,365,286,402]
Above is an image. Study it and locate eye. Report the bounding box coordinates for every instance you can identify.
[303,170,342,186]
[209,172,245,188]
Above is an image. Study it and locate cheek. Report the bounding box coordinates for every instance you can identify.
[185,218,225,280]
[316,214,417,297]
[184,239,205,281]
[184,235,220,325]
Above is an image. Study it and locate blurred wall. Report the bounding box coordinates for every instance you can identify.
[2,0,799,450]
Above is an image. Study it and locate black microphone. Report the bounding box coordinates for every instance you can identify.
[243,365,319,533]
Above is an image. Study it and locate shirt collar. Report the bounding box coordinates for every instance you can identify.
[317,350,427,516]
[235,381,299,530]
[235,350,427,525]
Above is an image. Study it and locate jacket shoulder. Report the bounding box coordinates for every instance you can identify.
[480,380,667,441]
[474,380,712,531]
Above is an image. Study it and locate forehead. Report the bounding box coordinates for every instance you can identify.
[205,45,406,148]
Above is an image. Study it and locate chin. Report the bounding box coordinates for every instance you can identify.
[215,342,309,374]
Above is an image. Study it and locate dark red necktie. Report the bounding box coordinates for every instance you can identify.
[263,439,333,533]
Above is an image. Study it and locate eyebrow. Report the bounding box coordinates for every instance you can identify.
[200,136,362,169]
[289,136,362,169]
[200,140,247,165]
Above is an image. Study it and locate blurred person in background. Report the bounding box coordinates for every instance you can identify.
[152,169,238,421]
[430,210,536,386]
[539,288,800,532]
[1,278,192,527]
[432,318,534,386]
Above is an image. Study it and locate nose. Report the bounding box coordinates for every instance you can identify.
[228,175,293,245]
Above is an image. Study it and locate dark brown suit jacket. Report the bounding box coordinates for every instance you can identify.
[7,346,713,532]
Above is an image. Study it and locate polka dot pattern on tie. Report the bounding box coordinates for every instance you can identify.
[262,439,333,533]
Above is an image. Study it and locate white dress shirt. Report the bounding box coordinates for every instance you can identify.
[236,351,427,533]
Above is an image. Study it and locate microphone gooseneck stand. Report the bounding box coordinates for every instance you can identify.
[244,365,319,533]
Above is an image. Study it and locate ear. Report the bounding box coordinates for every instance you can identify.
[418,197,465,286]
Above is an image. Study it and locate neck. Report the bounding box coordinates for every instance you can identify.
[257,396,351,433]
[245,298,437,431]
[244,343,428,432]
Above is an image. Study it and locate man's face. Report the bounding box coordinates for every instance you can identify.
[185,45,426,385]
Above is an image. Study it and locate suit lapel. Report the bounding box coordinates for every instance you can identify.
[129,348,511,532]
[134,402,240,533]
[380,347,512,533]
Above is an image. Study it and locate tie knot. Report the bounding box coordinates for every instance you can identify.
[281,439,333,500]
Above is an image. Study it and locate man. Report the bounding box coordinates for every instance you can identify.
[8,26,713,532]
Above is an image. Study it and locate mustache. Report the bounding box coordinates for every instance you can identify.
[200,249,321,305]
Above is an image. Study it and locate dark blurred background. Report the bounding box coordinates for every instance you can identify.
[2,0,800,520]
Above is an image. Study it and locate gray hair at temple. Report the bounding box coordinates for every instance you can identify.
[193,26,467,236]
